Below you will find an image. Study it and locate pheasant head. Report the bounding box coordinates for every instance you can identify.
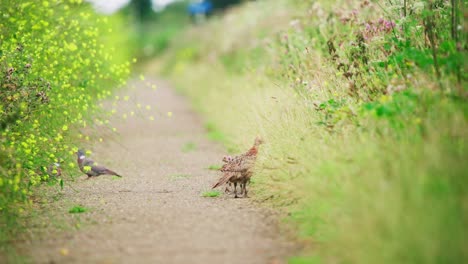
[247,136,264,156]
[254,136,264,146]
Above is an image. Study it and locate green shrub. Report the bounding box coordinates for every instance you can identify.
[0,0,130,247]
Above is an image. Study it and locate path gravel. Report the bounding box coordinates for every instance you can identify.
[19,79,295,264]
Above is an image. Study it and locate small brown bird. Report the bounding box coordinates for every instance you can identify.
[76,149,121,179]
[213,137,264,198]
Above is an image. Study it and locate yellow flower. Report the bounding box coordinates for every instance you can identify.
[67,42,78,51]
[60,248,69,256]
[379,95,391,103]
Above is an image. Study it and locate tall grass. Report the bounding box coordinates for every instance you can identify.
[157,0,467,263]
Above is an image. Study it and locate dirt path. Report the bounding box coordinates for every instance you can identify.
[20,79,295,263]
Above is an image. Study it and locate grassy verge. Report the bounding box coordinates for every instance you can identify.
[155,0,467,263]
[0,0,131,258]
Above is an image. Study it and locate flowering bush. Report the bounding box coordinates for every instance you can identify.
[0,0,130,242]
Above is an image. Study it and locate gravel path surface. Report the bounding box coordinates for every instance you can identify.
[20,79,295,264]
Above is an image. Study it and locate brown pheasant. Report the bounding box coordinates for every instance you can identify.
[212,137,264,198]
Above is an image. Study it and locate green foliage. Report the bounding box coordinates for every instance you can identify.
[161,0,467,263]
[129,0,153,22]
[201,190,221,197]
[0,0,130,250]
[123,1,191,60]
[68,205,87,214]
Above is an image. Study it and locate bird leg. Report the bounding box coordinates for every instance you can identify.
[234,182,238,198]
[224,182,232,194]
[243,182,249,198]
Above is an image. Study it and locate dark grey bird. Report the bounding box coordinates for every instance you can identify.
[76,149,121,178]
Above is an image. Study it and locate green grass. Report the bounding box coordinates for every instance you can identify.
[68,206,88,214]
[159,0,468,263]
[206,165,222,170]
[182,142,197,152]
[169,174,191,180]
[205,122,227,142]
[288,256,321,264]
[201,190,221,198]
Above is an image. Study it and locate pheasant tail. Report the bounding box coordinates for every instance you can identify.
[212,172,233,189]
